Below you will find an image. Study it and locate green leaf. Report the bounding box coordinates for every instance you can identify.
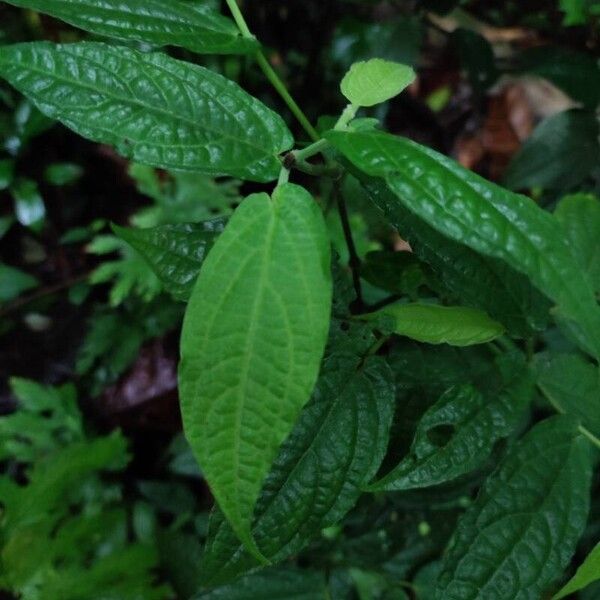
[201,353,395,586]
[554,193,600,293]
[503,110,600,191]
[369,354,532,491]
[44,162,83,186]
[113,219,226,302]
[327,129,600,359]
[0,158,15,190]
[535,352,600,438]
[3,0,257,55]
[340,59,415,107]
[362,176,550,338]
[11,177,45,228]
[435,416,592,600]
[179,183,332,558]
[194,567,327,599]
[553,542,600,599]
[0,262,39,303]
[362,302,505,346]
[0,42,293,182]
[452,28,498,93]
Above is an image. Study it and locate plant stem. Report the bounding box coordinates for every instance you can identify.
[293,138,330,162]
[277,166,290,185]
[335,181,363,310]
[225,0,320,142]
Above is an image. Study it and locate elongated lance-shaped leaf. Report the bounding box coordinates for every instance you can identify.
[362,178,550,338]
[328,130,600,359]
[179,184,332,560]
[553,541,600,599]
[0,43,293,183]
[200,352,395,586]
[369,354,533,491]
[435,415,592,600]
[2,0,257,55]
[113,218,226,302]
[362,302,505,346]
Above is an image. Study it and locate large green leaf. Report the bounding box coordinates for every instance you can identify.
[503,110,600,191]
[179,184,332,559]
[362,179,550,338]
[435,416,592,599]
[328,130,600,359]
[3,0,256,55]
[194,568,327,599]
[363,302,505,346]
[554,193,600,293]
[113,218,226,302]
[369,354,532,491]
[535,352,600,438]
[0,42,293,182]
[553,542,600,599]
[201,353,394,586]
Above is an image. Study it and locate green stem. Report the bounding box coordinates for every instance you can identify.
[293,138,330,162]
[277,166,290,185]
[225,0,320,142]
[335,104,359,130]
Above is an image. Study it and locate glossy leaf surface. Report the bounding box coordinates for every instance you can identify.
[114,218,226,302]
[363,302,504,346]
[370,355,532,491]
[328,130,600,359]
[0,42,293,182]
[179,184,332,558]
[436,416,592,599]
[3,0,257,55]
[201,353,394,585]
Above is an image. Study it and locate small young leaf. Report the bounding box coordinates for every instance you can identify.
[0,42,293,182]
[179,184,332,558]
[535,352,600,437]
[363,303,505,346]
[193,568,327,599]
[44,162,83,186]
[553,542,600,599]
[201,353,395,586]
[0,262,39,303]
[113,218,226,302]
[341,59,415,107]
[369,355,532,491]
[436,416,592,599]
[327,130,600,359]
[554,193,600,292]
[3,0,257,55]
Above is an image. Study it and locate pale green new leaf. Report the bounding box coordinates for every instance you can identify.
[179,184,332,558]
[363,302,504,346]
[0,42,293,182]
[554,193,600,292]
[341,59,416,107]
[435,416,592,599]
[200,353,395,586]
[194,568,327,599]
[113,218,226,302]
[553,542,600,599]
[535,352,600,438]
[369,355,532,491]
[327,130,600,359]
[3,0,257,55]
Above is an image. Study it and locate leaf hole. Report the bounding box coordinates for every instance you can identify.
[426,424,455,447]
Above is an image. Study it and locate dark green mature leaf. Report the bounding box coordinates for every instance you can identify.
[113,218,226,302]
[453,28,498,93]
[435,416,592,600]
[0,262,39,303]
[503,110,600,191]
[195,568,327,599]
[535,352,600,438]
[370,355,532,491]
[0,42,293,182]
[363,302,505,346]
[553,542,600,599]
[179,184,332,559]
[201,354,395,586]
[362,179,550,338]
[554,193,600,293]
[328,130,600,359]
[517,46,600,108]
[3,0,257,55]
